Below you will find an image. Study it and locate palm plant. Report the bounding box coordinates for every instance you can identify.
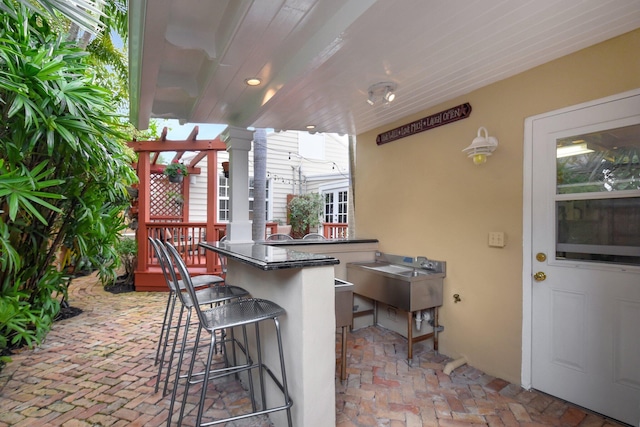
[0,1,136,362]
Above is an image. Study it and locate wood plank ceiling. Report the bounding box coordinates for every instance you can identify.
[129,0,640,136]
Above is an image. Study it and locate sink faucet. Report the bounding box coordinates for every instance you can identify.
[416,256,436,271]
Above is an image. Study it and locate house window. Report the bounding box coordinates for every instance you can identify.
[218,176,271,222]
[218,175,229,221]
[324,189,348,223]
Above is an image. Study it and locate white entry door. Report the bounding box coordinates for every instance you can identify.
[529,91,640,426]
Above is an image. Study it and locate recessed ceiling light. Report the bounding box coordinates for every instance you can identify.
[306,125,316,130]
[245,77,262,86]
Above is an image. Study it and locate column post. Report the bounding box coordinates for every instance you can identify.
[221,126,253,242]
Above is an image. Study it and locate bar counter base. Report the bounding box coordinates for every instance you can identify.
[226,258,336,427]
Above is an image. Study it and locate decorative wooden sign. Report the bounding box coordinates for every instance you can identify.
[376,102,472,145]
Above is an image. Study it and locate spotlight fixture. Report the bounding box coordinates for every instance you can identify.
[383,86,395,103]
[244,77,262,86]
[366,82,397,106]
[462,127,499,165]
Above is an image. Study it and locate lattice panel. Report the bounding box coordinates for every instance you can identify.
[150,174,184,219]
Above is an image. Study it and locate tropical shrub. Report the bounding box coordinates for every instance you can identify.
[0,2,137,364]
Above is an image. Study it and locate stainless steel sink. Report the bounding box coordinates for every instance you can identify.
[347,252,447,361]
[360,262,443,278]
[367,264,414,275]
[346,253,446,313]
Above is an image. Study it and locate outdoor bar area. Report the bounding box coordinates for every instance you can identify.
[198,238,379,427]
[3,2,640,427]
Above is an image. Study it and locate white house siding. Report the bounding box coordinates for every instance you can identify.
[184,130,349,225]
[187,159,209,223]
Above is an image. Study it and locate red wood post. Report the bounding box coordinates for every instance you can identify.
[136,152,151,275]
[205,151,218,272]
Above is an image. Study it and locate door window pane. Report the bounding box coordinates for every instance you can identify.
[555,124,640,266]
[556,124,640,194]
[337,190,348,223]
[556,198,640,265]
[324,193,334,223]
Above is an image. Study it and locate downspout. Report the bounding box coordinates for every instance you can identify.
[291,166,296,195]
[252,128,267,240]
[348,134,356,238]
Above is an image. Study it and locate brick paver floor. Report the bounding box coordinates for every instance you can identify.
[0,273,629,426]
[336,327,627,427]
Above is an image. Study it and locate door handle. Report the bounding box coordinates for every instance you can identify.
[533,271,546,282]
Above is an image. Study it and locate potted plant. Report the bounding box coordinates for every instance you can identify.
[167,191,184,206]
[105,237,137,293]
[288,193,324,239]
[164,161,188,183]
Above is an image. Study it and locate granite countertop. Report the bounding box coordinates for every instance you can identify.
[199,241,340,271]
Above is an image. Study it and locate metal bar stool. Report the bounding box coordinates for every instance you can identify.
[149,238,249,396]
[164,243,293,427]
[152,236,226,365]
[153,269,224,362]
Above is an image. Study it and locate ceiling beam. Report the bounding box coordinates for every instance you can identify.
[127,137,226,152]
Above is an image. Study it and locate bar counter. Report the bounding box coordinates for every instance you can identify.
[199,240,340,270]
[198,239,378,427]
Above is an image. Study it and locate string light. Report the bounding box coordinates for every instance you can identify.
[265,171,308,185]
[229,138,350,180]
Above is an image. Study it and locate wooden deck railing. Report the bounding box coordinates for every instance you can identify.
[145,221,279,268]
[145,222,227,268]
[323,223,348,239]
[142,221,347,270]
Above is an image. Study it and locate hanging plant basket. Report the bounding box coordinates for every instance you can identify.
[164,161,188,183]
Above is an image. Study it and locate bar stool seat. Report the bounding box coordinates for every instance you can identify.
[164,243,293,427]
[182,274,224,289]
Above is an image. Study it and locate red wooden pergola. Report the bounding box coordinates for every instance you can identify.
[127,126,227,291]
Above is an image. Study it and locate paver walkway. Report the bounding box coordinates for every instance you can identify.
[0,273,628,426]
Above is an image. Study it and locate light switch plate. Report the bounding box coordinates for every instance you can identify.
[488,231,505,248]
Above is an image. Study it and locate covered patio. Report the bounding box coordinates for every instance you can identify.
[126,1,640,425]
[0,273,624,427]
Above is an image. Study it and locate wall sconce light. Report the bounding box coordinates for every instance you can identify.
[366,82,397,106]
[462,127,499,165]
[189,174,197,185]
[222,161,229,178]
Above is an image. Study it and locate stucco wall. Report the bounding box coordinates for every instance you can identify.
[354,29,640,384]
